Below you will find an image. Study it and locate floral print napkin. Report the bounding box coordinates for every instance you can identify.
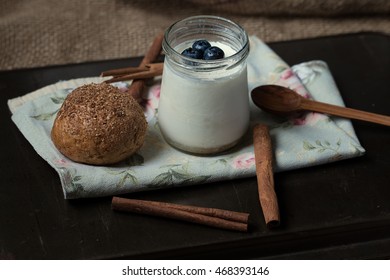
[8,36,365,199]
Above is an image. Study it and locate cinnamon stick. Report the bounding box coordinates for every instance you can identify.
[104,69,162,84]
[127,33,164,103]
[253,124,280,228]
[103,63,164,84]
[101,66,149,77]
[112,197,248,232]
[127,198,249,223]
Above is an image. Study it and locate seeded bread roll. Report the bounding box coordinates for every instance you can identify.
[51,83,147,165]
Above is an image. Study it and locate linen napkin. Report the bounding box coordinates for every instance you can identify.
[8,36,365,199]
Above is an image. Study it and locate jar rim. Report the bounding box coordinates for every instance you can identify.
[163,15,249,71]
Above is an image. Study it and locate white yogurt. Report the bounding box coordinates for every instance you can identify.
[158,40,250,154]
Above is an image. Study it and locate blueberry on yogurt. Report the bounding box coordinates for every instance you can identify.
[192,40,212,53]
[181,48,203,59]
[203,46,225,60]
[181,40,225,60]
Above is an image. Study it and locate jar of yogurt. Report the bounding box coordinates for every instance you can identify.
[158,15,250,154]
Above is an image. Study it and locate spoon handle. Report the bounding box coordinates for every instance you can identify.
[300,99,390,126]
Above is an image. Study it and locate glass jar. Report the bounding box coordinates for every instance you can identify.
[158,15,250,154]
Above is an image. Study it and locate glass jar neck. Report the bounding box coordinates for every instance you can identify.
[162,15,249,73]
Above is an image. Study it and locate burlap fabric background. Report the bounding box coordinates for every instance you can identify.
[1,0,389,71]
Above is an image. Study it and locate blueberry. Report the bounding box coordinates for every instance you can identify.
[203,46,225,60]
[181,47,203,59]
[192,40,211,53]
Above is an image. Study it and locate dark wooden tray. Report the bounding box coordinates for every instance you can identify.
[1,32,389,259]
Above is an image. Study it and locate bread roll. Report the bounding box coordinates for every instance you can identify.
[51,83,147,165]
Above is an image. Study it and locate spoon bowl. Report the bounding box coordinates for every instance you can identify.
[251,85,390,126]
[251,85,304,117]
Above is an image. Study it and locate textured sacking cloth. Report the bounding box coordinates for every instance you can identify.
[0,0,389,70]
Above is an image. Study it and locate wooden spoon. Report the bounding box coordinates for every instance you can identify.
[251,85,390,126]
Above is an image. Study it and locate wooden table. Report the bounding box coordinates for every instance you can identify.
[1,32,389,259]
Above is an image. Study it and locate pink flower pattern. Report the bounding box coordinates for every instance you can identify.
[276,68,323,125]
[231,152,256,169]
[143,84,161,121]
[53,157,69,167]
[291,111,324,126]
[278,68,310,99]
